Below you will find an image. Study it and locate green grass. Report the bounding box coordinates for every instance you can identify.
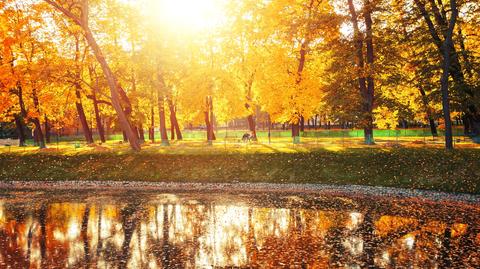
[36,127,465,143]
[0,147,479,194]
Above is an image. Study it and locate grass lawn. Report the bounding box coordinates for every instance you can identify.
[0,139,479,194]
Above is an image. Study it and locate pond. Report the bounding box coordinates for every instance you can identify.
[0,188,478,268]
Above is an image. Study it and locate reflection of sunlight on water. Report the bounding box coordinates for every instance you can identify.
[254,208,290,249]
[0,192,477,268]
[347,212,363,230]
[196,205,249,268]
[343,236,363,256]
[67,218,80,239]
[404,235,415,250]
[0,201,4,227]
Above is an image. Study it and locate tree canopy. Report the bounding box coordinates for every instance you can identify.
[1,0,479,150]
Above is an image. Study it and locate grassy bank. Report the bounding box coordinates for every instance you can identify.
[0,148,479,194]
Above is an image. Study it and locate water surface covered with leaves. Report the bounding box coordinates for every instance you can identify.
[0,189,478,268]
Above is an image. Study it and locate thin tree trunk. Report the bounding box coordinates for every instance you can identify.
[300,115,305,132]
[205,100,212,142]
[32,89,46,148]
[419,87,438,137]
[138,124,145,142]
[170,121,175,140]
[244,74,257,141]
[208,96,216,141]
[158,94,169,146]
[92,92,105,143]
[246,114,257,140]
[44,115,51,143]
[149,105,155,142]
[75,85,94,144]
[90,68,106,143]
[167,99,182,140]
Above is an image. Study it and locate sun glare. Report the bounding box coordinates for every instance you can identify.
[148,0,226,31]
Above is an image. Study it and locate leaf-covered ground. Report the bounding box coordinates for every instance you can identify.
[0,147,479,194]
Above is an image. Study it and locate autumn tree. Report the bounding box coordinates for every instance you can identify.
[43,0,141,150]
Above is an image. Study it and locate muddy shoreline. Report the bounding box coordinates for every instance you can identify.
[1,180,479,205]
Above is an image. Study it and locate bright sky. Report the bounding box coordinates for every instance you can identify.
[143,0,227,32]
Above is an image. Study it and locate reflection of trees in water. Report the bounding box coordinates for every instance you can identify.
[0,203,31,268]
[0,194,479,268]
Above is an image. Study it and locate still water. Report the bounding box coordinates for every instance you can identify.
[0,189,478,268]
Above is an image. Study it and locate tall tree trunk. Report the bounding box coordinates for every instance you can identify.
[32,89,46,149]
[292,122,300,138]
[170,121,175,140]
[208,96,216,141]
[419,87,438,137]
[44,115,51,143]
[90,69,106,143]
[149,105,155,142]
[204,96,216,143]
[363,0,375,144]
[92,92,105,143]
[246,114,257,140]
[14,114,26,146]
[300,115,305,132]
[16,84,31,146]
[205,100,212,143]
[158,94,169,146]
[440,0,457,150]
[138,124,145,142]
[44,0,141,150]
[167,98,182,140]
[75,85,94,144]
[348,0,374,145]
[244,74,257,141]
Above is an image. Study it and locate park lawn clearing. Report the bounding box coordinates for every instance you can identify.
[0,147,479,194]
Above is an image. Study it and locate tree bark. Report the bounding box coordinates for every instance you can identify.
[439,0,457,150]
[244,74,257,141]
[292,123,300,138]
[246,114,257,140]
[75,84,94,144]
[14,114,26,146]
[16,84,29,146]
[300,115,305,132]
[205,96,216,143]
[363,0,375,144]
[138,124,145,142]
[348,0,374,145]
[32,88,46,149]
[158,94,169,146]
[167,98,183,140]
[44,115,51,143]
[208,96,216,141]
[419,87,438,137]
[89,67,106,143]
[149,105,155,142]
